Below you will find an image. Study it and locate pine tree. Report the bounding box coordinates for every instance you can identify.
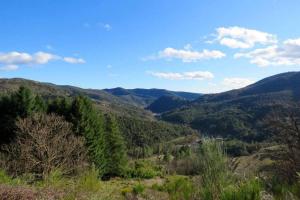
[103,114,127,178]
[34,95,47,113]
[12,86,36,117]
[0,87,46,144]
[70,96,106,175]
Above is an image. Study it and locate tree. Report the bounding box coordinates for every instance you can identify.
[11,86,37,118]
[103,114,127,178]
[0,87,46,144]
[34,95,47,113]
[2,113,87,179]
[70,96,106,175]
[47,97,71,119]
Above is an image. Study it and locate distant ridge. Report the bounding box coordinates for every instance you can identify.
[104,87,201,107]
[161,71,300,141]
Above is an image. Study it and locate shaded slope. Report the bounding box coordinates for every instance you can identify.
[104,87,201,107]
[147,95,188,113]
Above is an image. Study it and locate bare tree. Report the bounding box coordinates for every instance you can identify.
[265,105,300,183]
[3,113,87,179]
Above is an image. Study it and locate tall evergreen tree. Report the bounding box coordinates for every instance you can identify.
[34,95,47,113]
[11,86,36,118]
[103,114,127,178]
[0,87,46,144]
[70,96,106,175]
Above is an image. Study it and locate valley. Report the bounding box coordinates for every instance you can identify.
[0,72,299,199]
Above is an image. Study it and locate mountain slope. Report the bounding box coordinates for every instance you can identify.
[147,95,188,113]
[161,71,300,141]
[0,78,153,119]
[104,87,201,107]
[0,78,198,148]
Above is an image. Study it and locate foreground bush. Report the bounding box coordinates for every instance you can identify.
[126,160,163,179]
[2,113,87,179]
[197,139,230,199]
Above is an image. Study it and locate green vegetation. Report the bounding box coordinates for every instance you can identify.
[162,72,300,143]
[0,87,126,179]
[117,116,197,158]
[0,74,300,200]
[103,114,127,178]
[127,159,163,179]
[147,95,188,113]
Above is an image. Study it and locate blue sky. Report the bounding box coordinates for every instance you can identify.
[1,0,300,93]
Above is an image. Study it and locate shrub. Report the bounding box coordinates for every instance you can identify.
[0,169,24,186]
[224,140,250,156]
[127,160,162,179]
[167,154,201,175]
[76,167,102,193]
[0,169,14,185]
[38,169,66,188]
[269,177,300,199]
[132,183,145,195]
[197,139,231,199]
[221,178,262,200]
[121,187,132,196]
[153,176,195,200]
[3,113,87,179]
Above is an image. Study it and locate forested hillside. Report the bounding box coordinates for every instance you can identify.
[0,79,198,155]
[161,72,300,142]
[104,87,201,107]
[147,95,188,113]
[0,78,154,120]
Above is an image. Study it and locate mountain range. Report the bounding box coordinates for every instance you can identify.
[1,71,299,142]
[104,87,201,107]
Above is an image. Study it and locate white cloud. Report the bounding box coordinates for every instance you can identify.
[235,37,300,67]
[148,71,214,80]
[0,51,85,71]
[63,57,86,64]
[0,52,33,65]
[146,47,225,62]
[284,38,300,46]
[0,65,19,71]
[0,51,58,65]
[214,26,277,49]
[34,52,59,64]
[222,78,255,89]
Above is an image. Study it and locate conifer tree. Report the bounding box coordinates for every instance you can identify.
[34,95,47,113]
[103,114,127,178]
[0,87,46,144]
[70,96,106,175]
[12,86,36,117]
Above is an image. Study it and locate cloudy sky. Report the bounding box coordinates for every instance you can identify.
[1,0,300,93]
